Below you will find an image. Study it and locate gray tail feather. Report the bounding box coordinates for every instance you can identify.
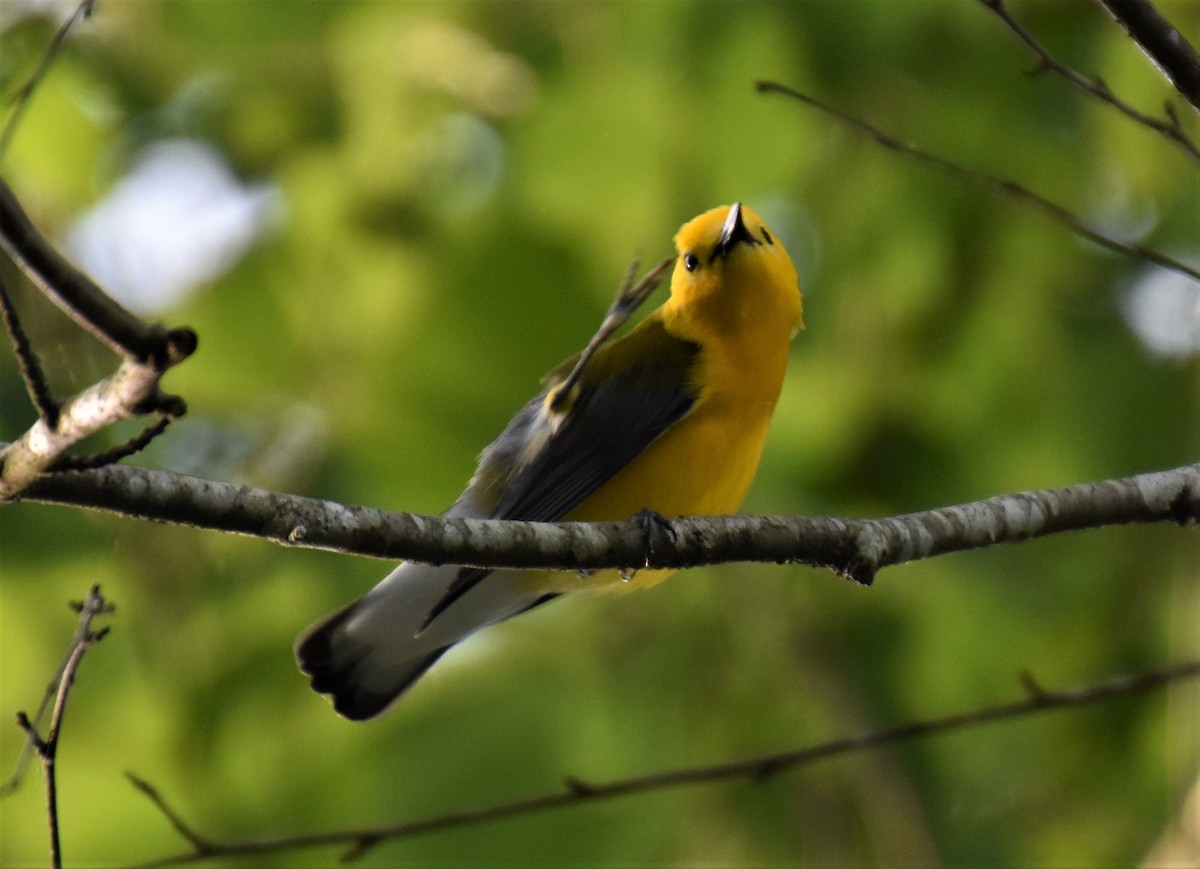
[295,604,450,721]
[296,581,561,720]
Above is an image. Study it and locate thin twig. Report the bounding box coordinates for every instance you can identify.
[551,255,675,411]
[0,0,97,162]
[11,586,113,869]
[2,587,116,797]
[0,355,188,500]
[1095,0,1200,112]
[51,415,173,471]
[0,272,58,424]
[551,255,675,410]
[0,598,102,799]
[755,81,1200,285]
[976,0,1200,164]
[16,459,1200,581]
[130,659,1200,866]
[126,774,220,857]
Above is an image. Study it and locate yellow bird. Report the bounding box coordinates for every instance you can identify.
[296,203,803,719]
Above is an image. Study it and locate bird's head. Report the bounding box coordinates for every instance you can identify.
[669,203,802,338]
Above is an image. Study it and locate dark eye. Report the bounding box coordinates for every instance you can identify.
[683,252,700,272]
[761,228,774,245]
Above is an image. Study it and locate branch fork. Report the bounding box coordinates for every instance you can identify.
[0,169,196,500]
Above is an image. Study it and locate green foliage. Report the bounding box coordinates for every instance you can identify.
[1,0,1197,864]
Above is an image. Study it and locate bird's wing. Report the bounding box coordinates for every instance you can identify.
[424,317,701,627]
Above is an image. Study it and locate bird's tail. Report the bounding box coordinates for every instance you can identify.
[295,563,543,720]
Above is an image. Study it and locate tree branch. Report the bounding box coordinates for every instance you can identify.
[0,175,197,500]
[14,459,1199,583]
[128,658,1200,865]
[8,586,114,869]
[0,272,58,422]
[0,352,188,502]
[0,174,196,365]
[755,81,1200,284]
[1095,0,1200,112]
[552,255,676,411]
[0,0,97,161]
[976,0,1200,164]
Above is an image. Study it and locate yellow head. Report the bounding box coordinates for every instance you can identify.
[668,203,803,342]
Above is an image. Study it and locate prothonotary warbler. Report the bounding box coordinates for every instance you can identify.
[296,203,803,719]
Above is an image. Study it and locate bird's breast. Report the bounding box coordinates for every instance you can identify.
[529,337,790,595]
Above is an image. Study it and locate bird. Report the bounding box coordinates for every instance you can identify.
[295,202,803,719]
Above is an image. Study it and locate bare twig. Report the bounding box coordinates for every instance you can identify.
[0,273,58,423]
[10,586,113,869]
[16,459,1200,583]
[755,81,1200,285]
[1095,0,1200,112]
[551,255,675,411]
[0,0,98,161]
[51,415,173,471]
[130,659,1200,865]
[976,0,1200,163]
[126,774,221,859]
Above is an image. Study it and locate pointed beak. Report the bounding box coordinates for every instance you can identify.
[715,202,756,258]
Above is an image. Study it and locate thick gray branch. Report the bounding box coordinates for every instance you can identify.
[18,461,1200,582]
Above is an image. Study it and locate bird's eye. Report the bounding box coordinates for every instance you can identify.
[683,252,700,272]
[761,228,774,245]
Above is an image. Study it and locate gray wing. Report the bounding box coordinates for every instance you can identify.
[423,317,701,627]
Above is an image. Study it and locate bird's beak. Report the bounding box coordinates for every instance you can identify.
[715,202,756,258]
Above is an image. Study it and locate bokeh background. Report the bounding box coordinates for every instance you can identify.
[1,0,1197,865]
